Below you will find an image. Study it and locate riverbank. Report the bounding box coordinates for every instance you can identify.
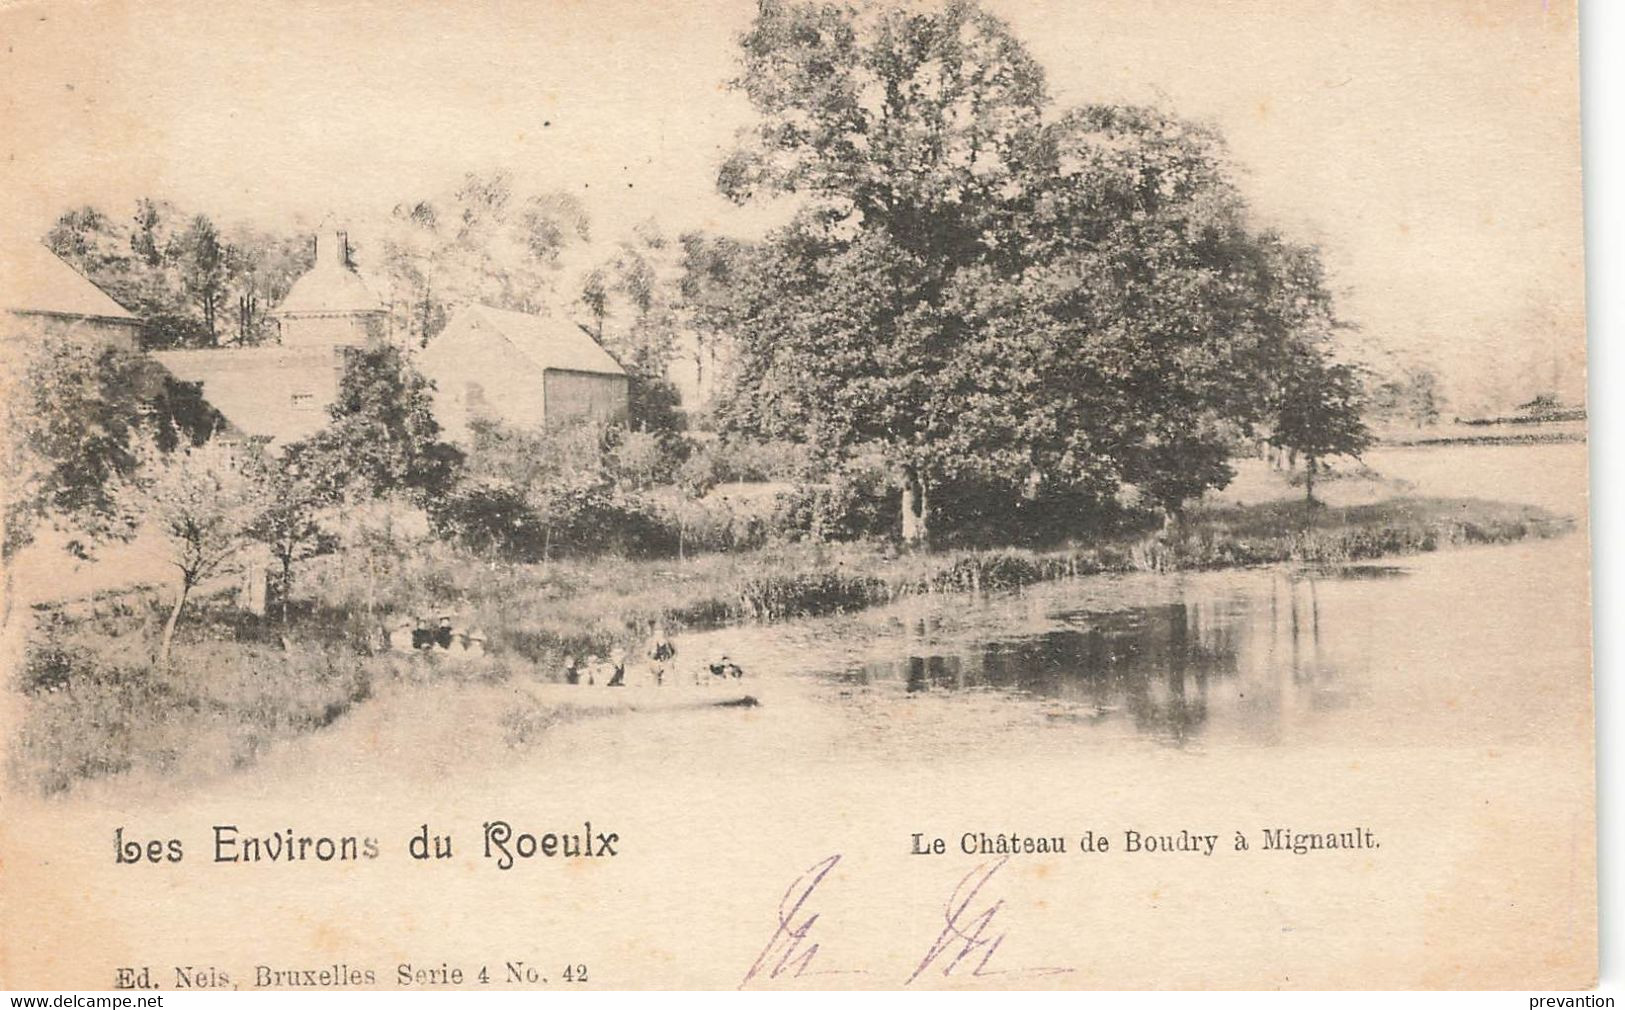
[1371,418,1587,447]
[10,488,1572,795]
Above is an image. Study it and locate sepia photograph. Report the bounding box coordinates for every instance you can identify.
[0,0,1600,993]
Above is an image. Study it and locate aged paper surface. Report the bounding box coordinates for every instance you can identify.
[0,0,1594,991]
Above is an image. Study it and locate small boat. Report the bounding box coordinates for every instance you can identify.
[516,681,760,712]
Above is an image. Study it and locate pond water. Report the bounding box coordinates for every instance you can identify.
[677,440,1593,759]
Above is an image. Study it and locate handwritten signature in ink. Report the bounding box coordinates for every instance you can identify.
[739,853,864,987]
[739,853,1073,988]
[906,855,1074,985]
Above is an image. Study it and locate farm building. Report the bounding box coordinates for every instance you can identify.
[151,222,387,445]
[417,304,629,442]
[1,239,143,344]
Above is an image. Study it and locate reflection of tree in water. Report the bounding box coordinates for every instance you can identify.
[868,571,1357,746]
[887,604,1238,743]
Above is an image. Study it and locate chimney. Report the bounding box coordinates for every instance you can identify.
[313,225,350,269]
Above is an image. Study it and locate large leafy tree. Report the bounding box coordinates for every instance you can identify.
[717,0,1359,541]
[1,328,163,561]
[959,109,1350,518]
[303,346,463,505]
[719,0,1049,543]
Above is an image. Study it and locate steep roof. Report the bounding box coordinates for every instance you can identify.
[0,240,139,323]
[273,223,386,317]
[455,304,627,377]
[273,258,386,316]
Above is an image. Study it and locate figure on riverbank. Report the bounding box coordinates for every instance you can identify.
[649,629,676,686]
[411,617,434,651]
[708,655,745,682]
[389,616,416,653]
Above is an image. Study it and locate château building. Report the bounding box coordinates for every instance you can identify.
[151,221,388,445]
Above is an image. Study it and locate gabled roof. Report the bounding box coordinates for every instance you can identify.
[451,304,627,377]
[0,240,139,323]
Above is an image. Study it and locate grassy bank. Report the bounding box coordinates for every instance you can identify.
[10,494,1570,794]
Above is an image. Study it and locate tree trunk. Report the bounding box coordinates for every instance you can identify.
[1,559,16,631]
[899,466,934,547]
[900,470,922,546]
[916,477,931,547]
[1305,455,1317,507]
[159,580,190,668]
[280,554,293,626]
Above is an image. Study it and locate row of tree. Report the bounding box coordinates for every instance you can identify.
[44,177,727,389]
[43,179,729,444]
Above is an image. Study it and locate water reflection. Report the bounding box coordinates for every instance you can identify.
[848,568,1384,746]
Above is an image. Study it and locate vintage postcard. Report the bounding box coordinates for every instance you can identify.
[0,0,1595,992]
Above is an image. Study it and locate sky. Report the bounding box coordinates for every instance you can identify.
[0,0,1587,409]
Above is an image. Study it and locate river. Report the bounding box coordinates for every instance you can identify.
[4,440,1596,989]
[659,440,1594,762]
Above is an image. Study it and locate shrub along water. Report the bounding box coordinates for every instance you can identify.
[10,494,1569,794]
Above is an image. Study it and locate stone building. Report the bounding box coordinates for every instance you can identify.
[417,304,629,442]
[272,221,388,348]
[151,222,387,445]
[1,239,143,344]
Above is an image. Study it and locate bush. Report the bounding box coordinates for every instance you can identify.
[432,480,550,561]
[709,438,818,483]
[734,571,891,620]
[609,429,677,491]
[769,470,895,544]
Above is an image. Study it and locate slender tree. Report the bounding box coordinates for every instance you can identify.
[124,437,254,665]
[378,173,591,345]
[242,444,335,624]
[171,215,228,343]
